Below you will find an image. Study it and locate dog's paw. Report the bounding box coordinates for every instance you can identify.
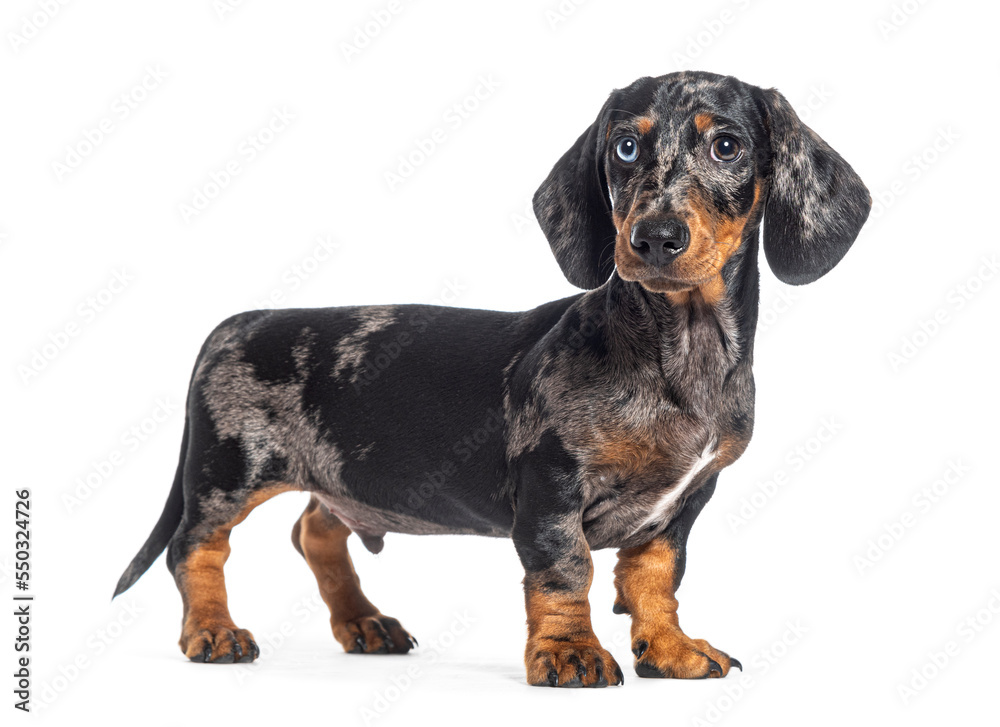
[631,630,739,679]
[181,624,259,664]
[333,614,416,655]
[526,637,624,688]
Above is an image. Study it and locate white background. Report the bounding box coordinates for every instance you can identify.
[3,0,998,725]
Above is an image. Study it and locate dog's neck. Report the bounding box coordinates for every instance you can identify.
[603,225,761,409]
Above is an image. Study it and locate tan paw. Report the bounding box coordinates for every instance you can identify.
[526,636,624,688]
[632,630,740,679]
[333,613,416,654]
[180,623,259,664]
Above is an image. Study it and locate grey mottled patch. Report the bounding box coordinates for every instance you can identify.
[504,280,753,550]
[331,307,398,383]
[503,350,547,461]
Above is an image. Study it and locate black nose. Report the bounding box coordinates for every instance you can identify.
[630,218,689,266]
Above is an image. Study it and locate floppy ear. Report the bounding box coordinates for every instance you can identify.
[533,94,619,290]
[757,88,871,285]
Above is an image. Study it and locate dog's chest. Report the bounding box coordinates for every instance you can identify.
[576,345,753,548]
[579,405,749,547]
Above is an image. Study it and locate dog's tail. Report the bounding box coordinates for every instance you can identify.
[112,416,188,599]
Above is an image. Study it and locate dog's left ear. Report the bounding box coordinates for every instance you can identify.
[533,93,620,290]
[756,88,871,285]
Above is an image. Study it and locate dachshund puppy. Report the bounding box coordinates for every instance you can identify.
[115,71,870,687]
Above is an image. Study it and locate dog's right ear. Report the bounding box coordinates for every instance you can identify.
[533,93,621,290]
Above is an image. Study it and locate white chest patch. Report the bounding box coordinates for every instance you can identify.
[632,443,717,534]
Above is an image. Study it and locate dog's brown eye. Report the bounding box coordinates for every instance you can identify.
[710,136,741,162]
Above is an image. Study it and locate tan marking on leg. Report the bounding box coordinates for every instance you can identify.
[295,498,413,654]
[615,538,736,678]
[177,483,295,662]
[523,558,623,687]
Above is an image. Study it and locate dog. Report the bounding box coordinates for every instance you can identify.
[114,71,870,687]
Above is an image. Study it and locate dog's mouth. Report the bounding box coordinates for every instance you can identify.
[614,253,714,293]
[633,275,698,294]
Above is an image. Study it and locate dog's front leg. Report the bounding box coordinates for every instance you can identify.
[613,474,740,678]
[512,442,623,688]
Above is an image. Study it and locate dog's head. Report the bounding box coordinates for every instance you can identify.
[533,72,871,292]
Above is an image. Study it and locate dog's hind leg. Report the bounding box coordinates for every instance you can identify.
[292,496,416,654]
[167,484,294,663]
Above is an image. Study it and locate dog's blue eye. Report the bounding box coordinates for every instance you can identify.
[711,136,741,162]
[616,137,639,163]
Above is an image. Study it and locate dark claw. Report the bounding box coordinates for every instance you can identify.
[614,664,625,685]
[214,650,235,664]
[409,635,419,648]
[352,635,366,653]
[547,668,559,687]
[632,640,649,658]
[238,644,257,663]
[569,655,586,678]
[232,642,243,662]
[591,664,609,688]
[612,602,629,615]
[371,621,393,653]
[561,676,584,688]
[730,657,742,671]
[192,644,212,663]
[707,659,722,677]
